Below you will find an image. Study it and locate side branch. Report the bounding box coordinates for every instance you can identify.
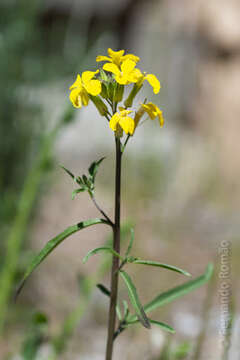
[90,194,114,227]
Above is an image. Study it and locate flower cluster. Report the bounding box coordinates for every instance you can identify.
[69,48,164,137]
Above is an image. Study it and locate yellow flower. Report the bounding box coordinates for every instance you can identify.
[96,48,139,67]
[141,102,164,127]
[69,71,101,108]
[110,108,135,136]
[137,73,161,95]
[103,59,142,85]
[124,72,161,108]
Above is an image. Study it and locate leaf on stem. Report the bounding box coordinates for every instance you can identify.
[88,157,105,183]
[130,260,191,277]
[120,270,150,329]
[116,305,123,321]
[97,283,111,297]
[72,188,85,200]
[149,319,175,333]
[125,228,134,257]
[61,165,86,198]
[83,247,124,264]
[126,264,214,323]
[126,318,175,334]
[60,165,75,180]
[15,218,109,300]
[123,300,129,319]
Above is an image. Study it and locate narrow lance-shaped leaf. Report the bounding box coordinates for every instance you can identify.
[15,218,109,300]
[125,228,134,257]
[120,270,151,329]
[83,247,124,264]
[72,188,85,200]
[123,300,129,319]
[116,305,123,321]
[88,157,105,183]
[97,283,111,297]
[60,165,83,187]
[126,318,175,334]
[98,220,135,276]
[130,260,191,277]
[60,165,75,180]
[149,319,175,333]
[127,264,214,323]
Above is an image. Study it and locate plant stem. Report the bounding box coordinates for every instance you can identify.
[105,137,122,360]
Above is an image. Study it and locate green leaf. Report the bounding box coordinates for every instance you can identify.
[123,300,129,319]
[125,228,134,257]
[120,270,150,329]
[98,220,135,276]
[149,319,175,333]
[61,165,83,186]
[116,304,122,321]
[72,188,85,200]
[127,264,214,323]
[83,247,124,264]
[97,283,110,297]
[126,318,175,334]
[60,165,75,180]
[130,260,191,277]
[88,157,105,183]
[15,218,109,299]
[82,174,90,186]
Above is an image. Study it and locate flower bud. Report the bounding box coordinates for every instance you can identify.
[124,82,143,108]
[89,95,108,116]
[100,83,108,99]
[113,84,124,103]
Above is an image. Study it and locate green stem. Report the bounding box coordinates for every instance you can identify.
[105,137,122,360]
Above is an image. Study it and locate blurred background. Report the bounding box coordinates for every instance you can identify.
[0,0,239,359]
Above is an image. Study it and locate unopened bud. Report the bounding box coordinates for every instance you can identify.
[124,81,143,108]
[113,84,124,103]
[90,95,108,116]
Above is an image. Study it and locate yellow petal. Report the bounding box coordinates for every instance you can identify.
[108,48,125,58]
[142,103,156,120]
[115,74,129,85]
[82,70,99,84]
[110,113,121,131]
[121,54,140,63]
[96,55,111,62]
[81,90,89,106]
[157,110,164,127]
[69,74,82,90]
[127,68,143,83]
[121,59,136,74]
[69,88,82,108]
[142,102,164,126]
[103,63,120,76]
[119,109,132,116]
[119,116,135,135]
[84,79,101,96]
[145,74,161,94]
